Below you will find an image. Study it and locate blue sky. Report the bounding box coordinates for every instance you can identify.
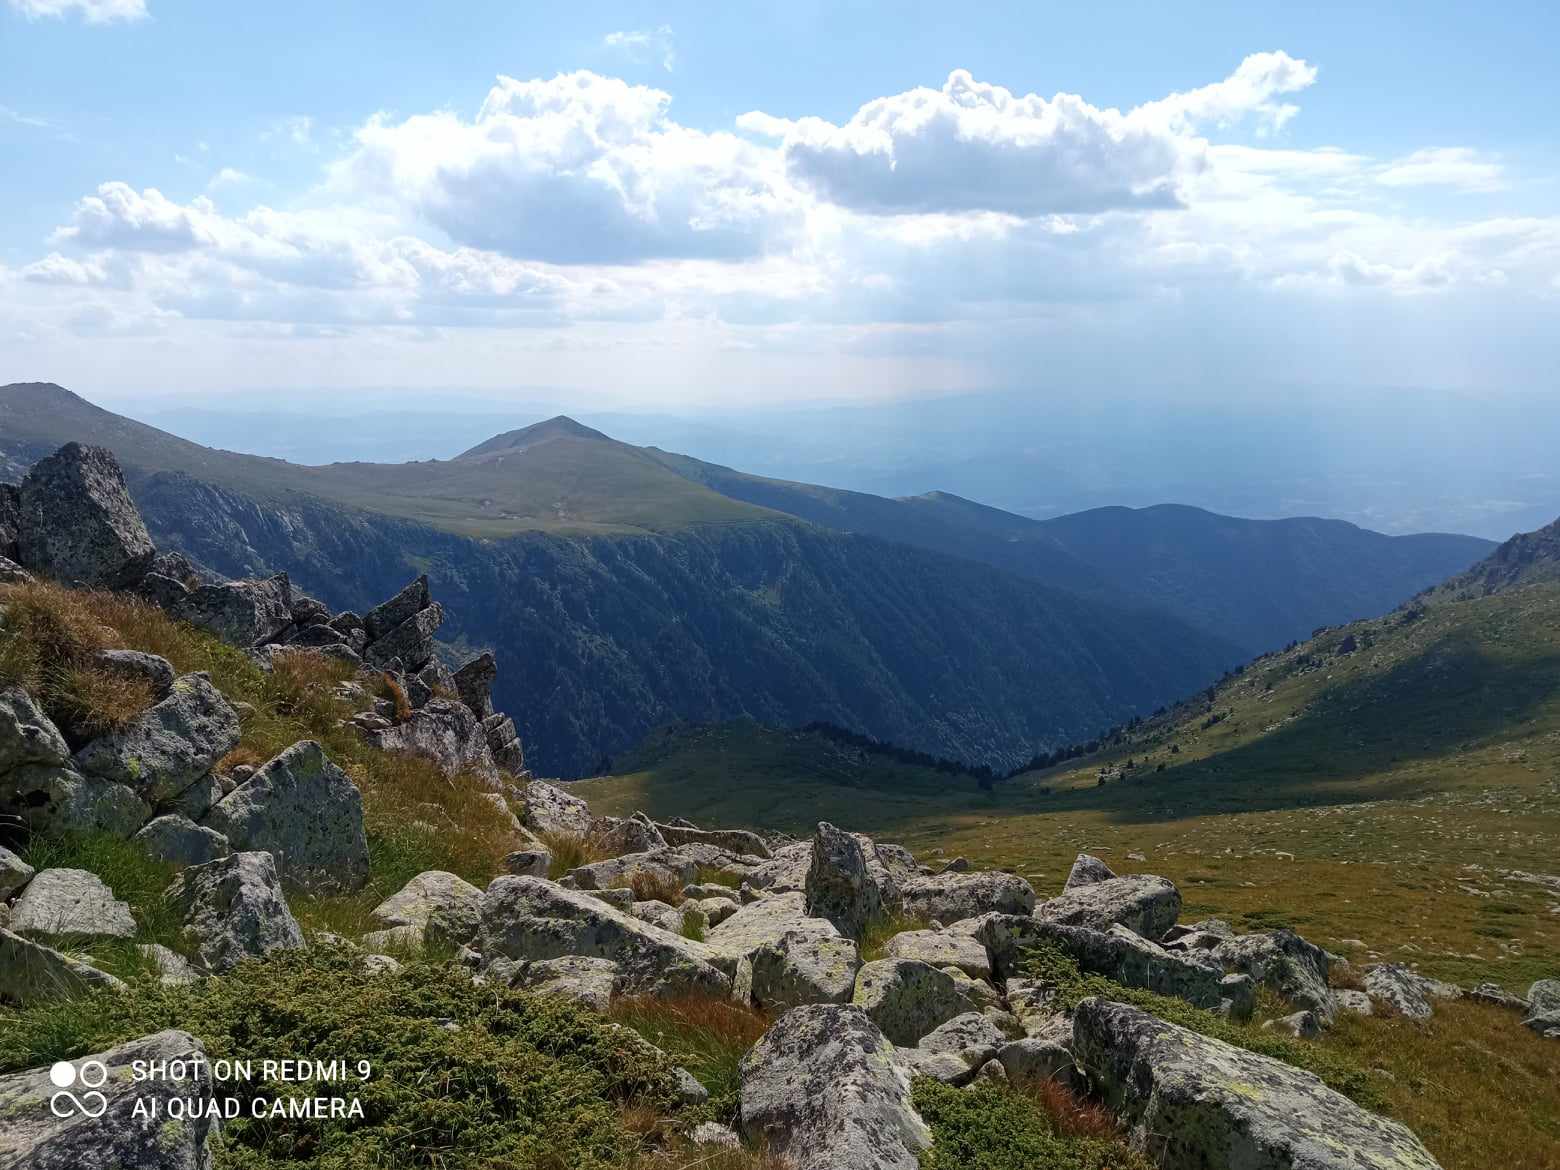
[2,0,1557,409]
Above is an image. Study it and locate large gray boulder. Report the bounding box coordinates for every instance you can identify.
[480,875,728,998]
[0,844,34,899]
[361,698,497,782]
[0,927,126,1004]
[518,779,594,837]
[73,673,240,804]
[1214,928,1334,1024]
[1032,921,1229,1012]
[565,850,694,893]
[882,928,992,980]
[487,954,620,1012]
[852,958,983,1046]
[0,688,72,774]
[363,575,430,641]
[1064,852,1116,889]
[1526,979,1560,1039]
[1073,998,1443,1169]
[371,870,484,949]
[133,814,231,866]
[0,1029,218,1169]
[739,1004,931,1170]
[13,443,155,588]
[707,890,843,965]
[895,1010,1007,1086]
[899,869,1035,924]
[744,840,813,894]
[1033,873,1181,939]
[591,813,666,857]
[656,820,771,859]
[9,868,136,940]
[1364,963,1460,1021]
[165,851,305,973]
[746,930,861,1011]
[0,763,149,838]
[806,821,890,940]
[202,740,369,893]
[171,574,294,648]
[451,650,497,717]
[364,602,444,671]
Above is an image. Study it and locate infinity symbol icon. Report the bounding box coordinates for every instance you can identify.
[47,1060,110,1117]
[49,1090,109,1118]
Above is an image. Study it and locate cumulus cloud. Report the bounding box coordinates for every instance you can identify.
[208,167,252,190]
[1134,51,1318,133]
[53,183,216,251]
[6,0,146,23]
[1377,147,1505,192]
[604,25,675,72]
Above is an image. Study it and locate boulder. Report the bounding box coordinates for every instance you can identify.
[202,740,369,893]
[451,651,497,718]
[482,713,526,774]
[362,697,497,781]
[91,649,176,701]
[746,929,860,1010]
[504,848,551,878]
[565,852,692,893]
[1073,998,1442,1169]
[896,1010,1007,1086]
[707,890,843,965]
[363,575,430,641]
[995,1035,1081,1089]
[655,820,771,859]
[0,844,35,900]
[73,672,241,805]
[1004,977,1066,1036]
[489,954,619,1012]
[1213,928,1334,1024]
[132,814,231,865]
[899,870,1036,925]
[1364,963,1459,1021]
[1264,1009,1323,1040]
[1524,979,1560,1039]
[881,928,991,980]
[687,895,740,927]
[0,927,126,1003]
[138,943,200,987]
[165,851,305,973]
[364,603,444,671]
[631,899,686,934]
[1335,989,1374,1017]
[592,813,667,857]
[744,840,813,894]
[480,875,728,998]
[739,1004,931,1170]
[0,764,149,837]
[1033,873,1181,939]
[8,868,135,940]
[1034,920,1227,1012]
[158,771,224,823]
[852,958,983,1046]
[370,870,484,948]
[805,821,888,940]
[519,779,594,837]
[13,443,155,588]
[0,1030,217,1168]
[172,574,294,648]
[1064,852,1116,890]
[0,688,72,774]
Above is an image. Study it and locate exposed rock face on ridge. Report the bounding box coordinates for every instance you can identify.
[12,442,155,588]
[1034,872,1182,939]
[806,820,897,940]
[1073,998,1444,1169]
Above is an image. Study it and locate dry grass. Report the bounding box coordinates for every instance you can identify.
[539,829,610,880]
[48,664,156,738]
[382,670,412,724]
[609,994,769,1113]
[859,912,933,962]
[625,1136,787,1170]
[628,869,687,906]
[1024,1078,1121,1142]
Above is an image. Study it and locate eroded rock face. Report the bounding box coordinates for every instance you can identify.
[361,699,498,783]
[882,928,991,980]
[740,1004,931,1170]
[9,868,136,940]
[1064,852,1116,890]
[1041,921,1227,1012]
[364,603,444,672]
[13,443,155,589]
[480,875,728,998]
[519,779,595,837]
[806,821,890,940]
[1033,873,1181,940]
[73,673,240,805]
[172,574,294,648]
[363,575,430,642]
[899,870,1036,925]
[0,1030,217,1169]
[744,840,813,895]
[452,651,497,718]
[852,958,982,1046]
[202,740,369,893]
[0,927,126,1004]
[370,870,484,949]
[746,929,861,1011]
[165,851,305,974]
[1213,928,1334,1024]
[1073,998,1443,1170]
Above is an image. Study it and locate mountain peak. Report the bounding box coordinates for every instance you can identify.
[457,415,613,460]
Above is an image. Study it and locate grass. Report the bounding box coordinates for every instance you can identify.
[539,829,611,881]
[859,912,933,962]
[693,865,746,889]
[624,869,686,907]
[913,1078,1152,1170]
[608,995,770,1126]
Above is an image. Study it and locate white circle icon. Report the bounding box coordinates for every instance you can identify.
[78,1061,108,1089]
[48,1062,75,1089]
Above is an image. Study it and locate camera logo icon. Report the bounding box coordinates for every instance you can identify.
[48,1060,109,1118]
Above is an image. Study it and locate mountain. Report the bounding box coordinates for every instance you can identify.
[647,449,1494,656]
[0,382,1243,777]
[1425,515,1560,601]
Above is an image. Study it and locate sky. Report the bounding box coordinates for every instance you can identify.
[1,0,1558,413]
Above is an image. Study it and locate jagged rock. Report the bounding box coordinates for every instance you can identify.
[364,603,444,671]
[1364,963,1460,1020]
[996,1035,1081,1089]
[9,868,136,940]
[896,1010,1007,1086]
[1524,979,1560,1038]
[806,821,887,940]
[504,848,551,878]
[675,1067,709,1105]
[655,820,771,859]
[1265,1009,1323,1039]
[899,870,1035,925]
[203,740,369,893]
[482,713,525,774]
[165,851,305,973]
[1064,852,1116,890]
[14,443,155,588]
[138,943,199,987]
[707,890,843,965]
[1214,928,1334,1024]
[0,1030,217,1167]
[0,484,18,559]
[852,958,983,1046]
[1033,873,1181,939]
[371,871,484,948]
[593,813,667,857]
[566,851,692,892]
[158,771,224,822]
[1074,998,1442,1169]
[132,814,231,865]
[452,651,497,717]
[480,875,728,997]
[361,698,497,782]
[687,895,739,927]
[1467,982,1527,1011]
[172,573,294,648]
[0,687,72,773]
[0,844,35,899]
[363,575,430,641]
[1163,917,1235,946]
[1,763,149,837]
[631,899,686,933]
[135,571,192,609]
[739,1004,931,1170]
[285,623,351,650]
[745,840,813,894]
[882,928,991,979]
[0,555,31,584]
[73,672,241,805]
[92,649,176,699]
[1221,972,1257,1020]
[1033,920,1227,1012]
[0,927,125,1003]
[745,929,860,1010]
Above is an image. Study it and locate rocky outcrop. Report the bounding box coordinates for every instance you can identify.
[165,851,306,974]
[519,779,594,837]
[852,958,983,1046]
[73,672,240,805]
[132,814,232,865]
[592,813,667,857]
[12,442,155,588]
[806,821,895,940]
[895,1010,1007,1086]
[488,954,619,1012]
[1073,998,1443,1169]
[1033,873,1182,939]
[8,868,136,940]
[202,740,369,893]
[362,698,498,782]
[1364,963,1461,1021]
[739,1004,931,1170]
[882,928,992,980]
[707,891,843,966]
[1213,928,1334,1024]
[365,602,443,672]
[370,870,484,949]
[1526,979,1560,1039]
[171,574,295,648]
[452,651,497,718]
[0,1030,218,1169]
[744,930,861,1011]
[654,820,770,859]
[1064,852,1116,889]
[899,869,1035,924]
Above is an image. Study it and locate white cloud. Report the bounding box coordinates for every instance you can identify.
[6,0,146,23]
[1134,51,1318,134]
[263,115,315,148]
[604,25,675,72]
[0,104,52,128]
[208,167,252,190]
[1377,147,1505,192]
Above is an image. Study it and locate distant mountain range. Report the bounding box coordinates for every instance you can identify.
[0,382,1495,776]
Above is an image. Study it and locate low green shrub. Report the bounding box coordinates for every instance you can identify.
[913,1079,1152,1170]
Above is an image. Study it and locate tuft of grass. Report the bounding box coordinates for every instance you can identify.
[1020,940,1382,1109]
[540,830,609,880]
[46,664,156,740]
[679,909,707,942]
[609,995,769,1125]
[859,912,933,962]
[381,669,413,724]
[692,865,746,889]
[626,869,685,906]
[913,1078,1152,1170]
